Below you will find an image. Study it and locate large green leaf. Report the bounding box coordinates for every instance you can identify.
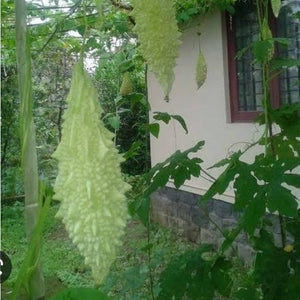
[153,112,188,134]
[158,246,233,300]
[145,141,204,194]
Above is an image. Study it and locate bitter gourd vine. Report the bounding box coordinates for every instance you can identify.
[131,0,181,100]
[52,62,130,284]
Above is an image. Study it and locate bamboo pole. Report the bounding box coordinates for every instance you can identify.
[15,1,45,299]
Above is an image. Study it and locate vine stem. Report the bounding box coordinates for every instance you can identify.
[257,0,287,247]
[146,215,156,300]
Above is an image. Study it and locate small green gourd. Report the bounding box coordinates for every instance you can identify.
[52,62,130,284]
[120,72,132,95]
[196,51,207,89]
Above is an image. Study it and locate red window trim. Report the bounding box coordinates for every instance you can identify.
[226,11,281,123]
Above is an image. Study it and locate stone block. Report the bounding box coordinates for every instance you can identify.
[214,200,233,218]
[237,244,254,265]
[222,218,237,230]
[155,213,168,227]
[186,224,200,243]
[200,228,217,245]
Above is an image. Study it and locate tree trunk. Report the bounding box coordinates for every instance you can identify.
[15,1,45,299]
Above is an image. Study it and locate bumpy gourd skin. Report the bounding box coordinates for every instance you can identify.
[120,72,132,95]
[196,51,207,89]
[131,0,181,100]
[52,62,130,284]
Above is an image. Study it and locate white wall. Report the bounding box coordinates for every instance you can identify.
[147,12,268,203]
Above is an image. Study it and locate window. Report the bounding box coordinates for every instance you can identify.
[227,0,300,122]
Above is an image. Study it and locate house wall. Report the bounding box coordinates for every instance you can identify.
[147,11,265,202]
[147,11,299,255]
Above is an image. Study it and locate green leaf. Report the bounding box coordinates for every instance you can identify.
[252,40,273,62]
[148,123,160,138]
[201,164,236,202]
[241,192,266,234]
[172,165,191,188]
[211,257,233,297]
[123,141,142,160]
[153,112,171,124]
[145,141,204,194]
[49,288,114,300]
[253,230,291,300]
[157,246,217,300]
[271,0,281,17]
[270,58,300,70]
[171,114,188,134]
[119,59,135,73]
[266,184,298,217]
[282,174,300,188]
[107,116,120,130]
[153,112,189,134]
[136,197,150,227]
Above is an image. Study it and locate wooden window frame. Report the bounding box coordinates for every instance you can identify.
[226,11,281,123]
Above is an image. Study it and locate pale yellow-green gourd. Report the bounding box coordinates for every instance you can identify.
[196,51,207,89]
[52,62,130,284]
[131,0,181,100]
[120,72,132,96]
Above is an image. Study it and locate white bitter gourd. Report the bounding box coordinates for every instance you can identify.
[52,62,130,284]
[131,0,181,100]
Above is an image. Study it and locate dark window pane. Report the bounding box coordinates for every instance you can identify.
[234,1,263,112]
[276,0,300,105]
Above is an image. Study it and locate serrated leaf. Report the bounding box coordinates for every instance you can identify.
[266,184,298,217]
[282,174,300,188]
[211,257,233,297]
[253,230,292,300]
[172,165,191,188]
[157,246,216,300]
[153,112,188,134]
[201,164,236,202]
[145,142,204,194]
[241,192,266,234]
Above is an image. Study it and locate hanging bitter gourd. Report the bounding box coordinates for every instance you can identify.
[195,50,207,89]
[119,72,132,96]
[52,62,130,284]
[131,0,181,100]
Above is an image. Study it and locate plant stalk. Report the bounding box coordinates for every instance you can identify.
[15,1,45,299]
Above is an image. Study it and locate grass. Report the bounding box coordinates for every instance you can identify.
[1,201,250,300]
[1,201,194,299]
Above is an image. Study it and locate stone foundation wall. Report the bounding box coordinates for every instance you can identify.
[151,187,284,264]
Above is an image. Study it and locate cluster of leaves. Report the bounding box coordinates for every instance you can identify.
[175,0,235,24]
